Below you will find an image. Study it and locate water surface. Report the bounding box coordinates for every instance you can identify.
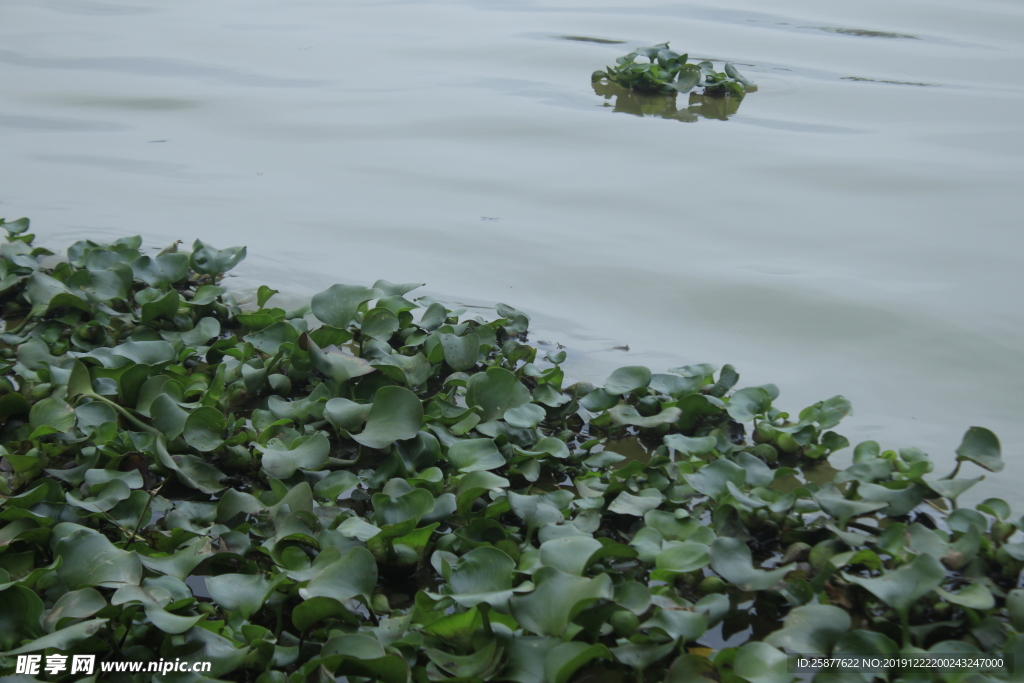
[3,0,1022,502]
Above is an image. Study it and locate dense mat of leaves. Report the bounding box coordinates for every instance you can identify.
[1,218,1022,683]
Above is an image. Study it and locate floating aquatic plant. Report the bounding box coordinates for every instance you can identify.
[0,217,1021,682]
[593,42,755,99]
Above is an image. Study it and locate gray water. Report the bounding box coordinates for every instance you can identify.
[3,0,1022,503]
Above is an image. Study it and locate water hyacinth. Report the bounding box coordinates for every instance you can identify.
[0,217,1021,682]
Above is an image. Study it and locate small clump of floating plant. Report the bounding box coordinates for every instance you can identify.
[1,216,1022,682]
[592,42,756,99]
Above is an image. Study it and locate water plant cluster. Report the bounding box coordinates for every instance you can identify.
[591,43,755,99]
[1,218,1022,682]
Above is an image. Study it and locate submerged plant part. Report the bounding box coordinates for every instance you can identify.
[592,42,756,99]
[0,218,1021,682]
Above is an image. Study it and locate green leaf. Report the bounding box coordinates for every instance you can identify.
[362,306,400,341]
[956,426,1002,472]
[354,386,424,450]
[373,353,431,388]
[608,491,663,516]
[764,604,851,655]
[42,587,106,632]
[131,253,189,288]
[663,433,717,456]
[709,537,793,591]
[604,366,652,395]
[812,484,887,527]
[308,339,376,384]
[426,640,502,679]
[324,397,372,432]
[257,285,278,308]
[441,546,516,608]
[934,583,994,610]
[189,240,246,276]
[29,397,76,436]
[684,459,746,499]
[183,405,227,452]
[504,402,545,429]
[439,332,481,371]
[311,283,380,328]
[733,642,791,683]
[205,573,281,618]
[111,339,176,365]
[293,596,355,632]
[447,438,506,472]
[842,553,944,614]
[655,542,711,574]
[642,606,707,642]
[1007,590,1024,631]
[244,321,299,355]
[511,567,612,636]
[466,366,531,422]
[544,642,611,683]
[54,523,142,589]
[2,618,108,656]
[0,585,44,649]
[456,470,510,516]
[300,547,377,603]
[140,288,180,324]
[727,387,772,422]
[150,393,188,440]
[539,536,603,576]
[259,432,330,479]
[611,641,676,674]
[372,487,435,527]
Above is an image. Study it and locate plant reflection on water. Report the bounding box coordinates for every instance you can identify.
[593,81,743,122]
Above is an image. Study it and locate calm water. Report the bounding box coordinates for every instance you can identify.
[3,0,1022,502]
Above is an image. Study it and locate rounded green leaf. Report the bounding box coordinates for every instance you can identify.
[447,438,506,473]
[511,567,612,637]
[655,542,711,574]
[726,386,772,422]
[439,332,481,372]
[205,573,280,619]
[842,553,944,614]
[183,405,227,452]
[259,432,331,479]
[311,283,380,328]
[604,366,652,395]
[710,537,794,591]
[466,367,531,422]
[244,321,300,355]
[371,487,435,527]
[362,307,400,342]
[764,604,850,655]
[441,546,516,608]
[504,402,545,429]
[353,386,424,450]
[300,547,378,604]
[42,588,106,632]
[1007,590,1024,630]
[189,240,246,276]
[293,596,355,632]
[641,606,707,643]
[663,433,717,456]
[54,524,142,589]
[956,426,1003,472]
[733,642,790,683]
[131,253,189,288]
[544,642,611,683]
[29,397,76,436]
[539,536,603,576]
